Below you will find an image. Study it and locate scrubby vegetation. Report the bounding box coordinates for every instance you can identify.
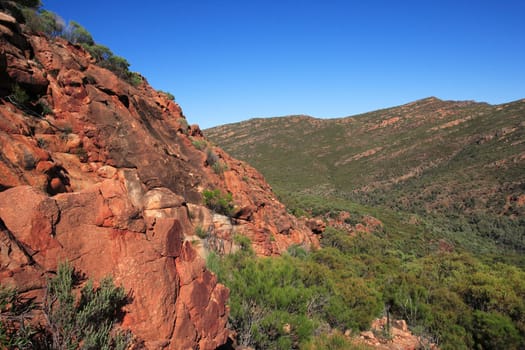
[208,240,382,349]
[202,188,235,216]
[209,212,525,349]
[0,263,131,349]
[206,98,525,348]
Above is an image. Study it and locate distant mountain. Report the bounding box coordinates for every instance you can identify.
[206,97,525,251]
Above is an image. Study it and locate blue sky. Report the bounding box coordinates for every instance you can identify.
[43,1,525,129]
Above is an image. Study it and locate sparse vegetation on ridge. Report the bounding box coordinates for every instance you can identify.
[9,1,142,86]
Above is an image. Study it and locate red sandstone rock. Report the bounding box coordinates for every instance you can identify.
[0,11,318,349]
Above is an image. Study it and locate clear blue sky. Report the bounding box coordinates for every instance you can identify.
[43,0,525,129]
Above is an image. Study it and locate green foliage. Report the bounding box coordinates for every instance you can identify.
[45,262,131,350]
[22,8,64,36]
[211,246,383,349]
[233,234,253,253]
[212,161,229,175]
[127,72,143,87]
[9,83,30,105]
[286,244,307,259]
[194,225,208,239]
[38,100,54,116]
[82,43,112,62]
[16,0,41,8]
[202,189,234,216]
[0,285,35,349]
[471,311,521,350]
[66,20,94,45]
[19,7,142,87]
[191,138,208,151]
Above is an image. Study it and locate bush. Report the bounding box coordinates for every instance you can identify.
[9,84,30,105]
[191,138,208,151]
[233,234,253,253]
[212,161,229,175]
[19,7,142,87]
[202,189,234,216]
[471,311,521,350]
[1,263,132,349]
[0,286,35,349]
[195,225,208,239]
[210,246,384,349]
[44,262,131,350]
[22,8,64,36]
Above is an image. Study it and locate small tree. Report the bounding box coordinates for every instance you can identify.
[65,20,94,45]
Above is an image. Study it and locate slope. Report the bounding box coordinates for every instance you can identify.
[206,97,525,254]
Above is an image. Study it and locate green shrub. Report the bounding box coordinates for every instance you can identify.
[212,161,229,175]
[287,244,308,259]
[210,246,384,349]
[195,225,208,239]
[82,43,113,62]
[471,311,521,350]
[233,234,253,253]
[38,100,53,116]
[127,72,143,86]
[0,286,35,349]
[21,8,64,36]
[44,262,131,350]
[202,189,234,216]
[192,138,208,151]
[9,84,30,105]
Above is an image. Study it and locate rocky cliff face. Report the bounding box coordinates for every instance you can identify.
[0,12,318,349]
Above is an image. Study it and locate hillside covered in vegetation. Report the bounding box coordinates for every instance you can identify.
[206,97,525,349]
[2,0,525,349]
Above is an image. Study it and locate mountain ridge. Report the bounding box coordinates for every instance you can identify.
[206,96,525,253]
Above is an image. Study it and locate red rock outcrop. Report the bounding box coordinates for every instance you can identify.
[0,10,318,350]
